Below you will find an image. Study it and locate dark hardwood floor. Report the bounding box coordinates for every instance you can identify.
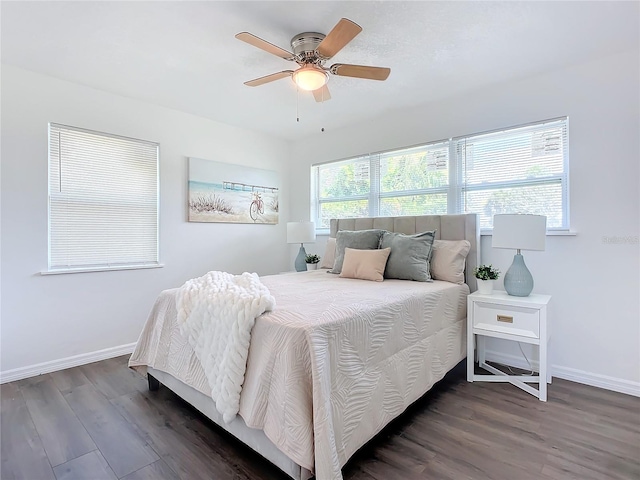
[1,355,639,480]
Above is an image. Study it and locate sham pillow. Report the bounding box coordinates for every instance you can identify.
[430,239,471,284]
[319,237,337,269]
[339,247,391,282]
[330,229,385,274]
[380,230,436,282]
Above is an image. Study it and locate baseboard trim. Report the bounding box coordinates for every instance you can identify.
[484,350,540,372]
[484,350,640,397]
[551,365,640,397]
[0,343,136,384]
[3,344,638,397]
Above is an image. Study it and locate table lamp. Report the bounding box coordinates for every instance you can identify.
[287,222,316,272]
[492,214,546,297]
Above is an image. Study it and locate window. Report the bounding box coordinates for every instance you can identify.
[312,117,569,231]
[48,124,159,272]
[456,119,568,229]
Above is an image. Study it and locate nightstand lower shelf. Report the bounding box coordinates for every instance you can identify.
[471,360,550,400]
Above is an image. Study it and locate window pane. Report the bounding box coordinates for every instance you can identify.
[380,144,448,193]
[318,200,369,228]
[464,183,564,229]
[380,194,447,217]
[318,158,369,199]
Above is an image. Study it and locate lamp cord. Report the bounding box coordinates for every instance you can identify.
[506,342,535,376]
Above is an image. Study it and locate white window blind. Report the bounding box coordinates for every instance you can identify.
[312,117,569,231]
[48,124,159,272]
[456,118,568,229]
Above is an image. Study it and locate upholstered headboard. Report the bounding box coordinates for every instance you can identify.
[329,214,480,292]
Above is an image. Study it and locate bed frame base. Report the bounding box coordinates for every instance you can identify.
[146,368,313,480]
[148,374,160,391]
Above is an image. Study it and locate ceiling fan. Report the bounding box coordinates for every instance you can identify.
[236,18,391,102]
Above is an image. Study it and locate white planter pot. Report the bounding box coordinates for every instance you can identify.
[476,279,494,295]
[306,263,318,271]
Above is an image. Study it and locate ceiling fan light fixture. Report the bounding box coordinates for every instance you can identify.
[237,18,390,102]
[292,66,328,91]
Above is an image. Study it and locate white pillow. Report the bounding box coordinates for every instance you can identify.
[339,248,391,282]
[319,237,337,269]
[430,240,471,284]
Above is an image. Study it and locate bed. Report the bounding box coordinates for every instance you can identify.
[129,214,479,480]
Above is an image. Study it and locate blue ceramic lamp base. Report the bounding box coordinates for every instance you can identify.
[504,253,534,297]
[294,244,307,272]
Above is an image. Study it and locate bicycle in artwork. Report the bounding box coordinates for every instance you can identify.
[249,192,264,221]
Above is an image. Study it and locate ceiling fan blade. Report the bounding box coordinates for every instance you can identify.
[316,18,362,59]
[235,32,294,60]
[312,85,331,102]
[244,70,294,87]
[330,64,391,81]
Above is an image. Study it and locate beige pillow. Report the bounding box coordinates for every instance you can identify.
[430,240,471,284]
[339,247,391,282]
[320,237,337,269]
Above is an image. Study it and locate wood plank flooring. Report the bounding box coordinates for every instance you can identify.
[1,356,638,480]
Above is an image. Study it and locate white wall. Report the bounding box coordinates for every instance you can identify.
[1,65,291,376]
[289,51,640,395]
[3,49,639,394]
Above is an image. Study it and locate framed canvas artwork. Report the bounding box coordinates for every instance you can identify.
[188,157,279,224]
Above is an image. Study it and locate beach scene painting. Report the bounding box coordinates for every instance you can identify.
[188,157,279,224]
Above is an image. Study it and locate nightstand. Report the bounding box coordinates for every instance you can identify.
[467,290,552,401]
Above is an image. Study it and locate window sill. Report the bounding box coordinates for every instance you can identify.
[41,263,164,276]
[317,228,577,237]
[481,229,577,236]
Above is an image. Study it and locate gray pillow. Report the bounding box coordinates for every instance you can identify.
[330,229,385,274]
[380,230,436,281]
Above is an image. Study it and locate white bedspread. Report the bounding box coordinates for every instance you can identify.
[130,270,468,480]
[176,271,275,422]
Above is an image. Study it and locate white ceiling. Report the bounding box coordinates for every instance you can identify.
[2,1,638,141]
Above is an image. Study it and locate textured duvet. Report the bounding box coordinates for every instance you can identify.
[129,270,468,480]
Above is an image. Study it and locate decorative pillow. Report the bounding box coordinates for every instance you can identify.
[430,239,471,284]
[339,248,391,282]
[380,230,436,282]
[330,229,385,274]
[319,237,337,269]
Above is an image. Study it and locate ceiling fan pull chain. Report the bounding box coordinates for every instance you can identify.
[296,84,300,123]
[321,87,325,132]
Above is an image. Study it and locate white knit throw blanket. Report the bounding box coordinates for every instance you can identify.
[176,271,276,422]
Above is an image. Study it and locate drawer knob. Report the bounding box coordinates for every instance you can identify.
[497,314,513,323]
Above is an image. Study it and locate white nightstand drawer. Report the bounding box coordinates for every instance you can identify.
[473,301,540,338]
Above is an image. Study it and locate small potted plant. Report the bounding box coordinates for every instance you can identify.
[473,265,500,294]
[305,254,320,271]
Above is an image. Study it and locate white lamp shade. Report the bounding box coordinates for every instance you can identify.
[492,214,546,251]
[287,222,316,244]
